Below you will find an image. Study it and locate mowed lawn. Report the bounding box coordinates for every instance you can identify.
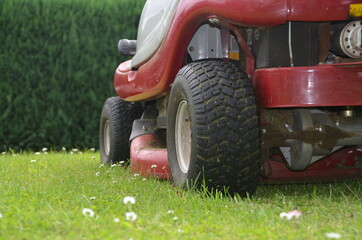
[0,151,361,240]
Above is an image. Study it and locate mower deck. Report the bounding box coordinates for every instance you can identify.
[130,134,362,183]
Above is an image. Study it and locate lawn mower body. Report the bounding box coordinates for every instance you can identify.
[101,0,362,194]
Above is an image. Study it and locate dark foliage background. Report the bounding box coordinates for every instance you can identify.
[0,0,145,151]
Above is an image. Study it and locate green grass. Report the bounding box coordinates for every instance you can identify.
[0,151,361,239]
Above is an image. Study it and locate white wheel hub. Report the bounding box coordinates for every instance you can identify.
[103,120,110,156]
[175,100,191,174]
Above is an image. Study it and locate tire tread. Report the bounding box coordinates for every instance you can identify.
[178,60,261,195]
[99,97,143,164]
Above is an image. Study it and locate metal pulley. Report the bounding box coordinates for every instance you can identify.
[332,20,362,58]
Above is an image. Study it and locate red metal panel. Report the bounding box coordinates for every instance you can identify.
[288,0,362,21]
[130,134,170,179]
[261,148,362,183]
[130,134,362,182]
[114,0,287,101]
[114,0,359,101]
[253,63,362,108]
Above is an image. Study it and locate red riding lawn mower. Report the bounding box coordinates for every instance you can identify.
[99,0,362,196]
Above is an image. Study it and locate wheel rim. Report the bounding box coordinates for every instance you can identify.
[175,100,191,174]
[103,120,110,156]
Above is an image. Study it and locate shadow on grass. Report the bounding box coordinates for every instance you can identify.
[255,179,362,200]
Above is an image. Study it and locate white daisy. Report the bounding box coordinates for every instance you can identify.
[123,196,136,204]
[82,208,94,217]
[279,210,302,220]
[125,212,137,222]
[325,233,341,239]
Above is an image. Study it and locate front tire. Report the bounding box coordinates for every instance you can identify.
[167,60,261,196]
[99,97,143,164]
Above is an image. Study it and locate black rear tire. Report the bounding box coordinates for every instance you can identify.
[167,60,261,196]
[99,97,143,164]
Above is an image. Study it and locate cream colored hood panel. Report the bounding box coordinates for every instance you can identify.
[131,0,180,68]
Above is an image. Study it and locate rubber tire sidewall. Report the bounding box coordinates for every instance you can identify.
[167,60,261,196]
[99,102,117,164]
[99,97,142,164]
[167,74,198,188]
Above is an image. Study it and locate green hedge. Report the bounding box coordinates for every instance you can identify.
[0,0,146,151]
